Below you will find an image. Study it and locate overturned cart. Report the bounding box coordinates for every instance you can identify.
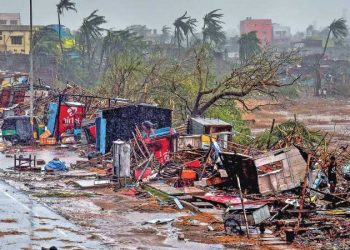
[224,203,270,234]
[219,146,307,194]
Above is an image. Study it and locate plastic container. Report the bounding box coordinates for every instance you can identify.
[39,137,47,145]
[40,130,51,139]
[46,138,57,145]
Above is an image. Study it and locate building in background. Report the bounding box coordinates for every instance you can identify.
[272,23,292,47]
[0,13,21,25]
[0,25,40,54]
[240,17,273,45]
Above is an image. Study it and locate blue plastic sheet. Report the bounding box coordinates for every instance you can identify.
[44,160,67,172]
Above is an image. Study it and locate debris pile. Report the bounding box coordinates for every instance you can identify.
[1,81,350,249]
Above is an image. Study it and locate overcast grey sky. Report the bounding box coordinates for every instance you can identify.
[1,0,349,34]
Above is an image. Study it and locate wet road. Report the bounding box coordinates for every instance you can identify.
[0,146,83,170]
[0,180,108,250]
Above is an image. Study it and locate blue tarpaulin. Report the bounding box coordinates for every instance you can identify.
[44,160,67,172]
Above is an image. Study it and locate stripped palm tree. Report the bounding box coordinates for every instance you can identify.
[56,0,77,54]
[99,29,145,71]
[78,10,106,81]
[202,9,225,46]
[184,18,197,47]
[173,12,189,54]
[314,18,348,95]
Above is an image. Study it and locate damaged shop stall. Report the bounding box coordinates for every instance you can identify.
[219,146,307,194]
[96,104,172,154]
[176,117,233,150]
[0,72,28,109]
[46,99,86,144]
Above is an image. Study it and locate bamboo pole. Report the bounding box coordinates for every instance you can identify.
[296,154,311,232]
[236,174,250,238]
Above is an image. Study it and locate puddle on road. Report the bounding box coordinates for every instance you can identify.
[0,146,83,170]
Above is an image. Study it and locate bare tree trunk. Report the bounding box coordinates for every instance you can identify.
[315,66,322,96]
[315,29,331,96]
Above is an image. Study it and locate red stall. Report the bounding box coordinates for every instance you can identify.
[58,102,85,135]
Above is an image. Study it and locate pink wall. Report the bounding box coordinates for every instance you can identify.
[240,19,273,45]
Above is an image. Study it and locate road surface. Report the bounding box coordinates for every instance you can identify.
[0,180,108,250]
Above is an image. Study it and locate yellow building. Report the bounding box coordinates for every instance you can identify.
[0,25,40,54]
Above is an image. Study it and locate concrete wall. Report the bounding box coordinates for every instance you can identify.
[240,18,273,45]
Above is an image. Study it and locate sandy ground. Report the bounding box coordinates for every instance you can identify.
[243,94,350,143]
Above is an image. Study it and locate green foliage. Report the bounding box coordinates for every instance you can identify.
[204,101,252,145]
[173,12,196,50]
[202,9,226,48]
[97,52,143,98]
[277,85,299,99]
[100,29,146,71]
[238,31,260,64]
[255,120,322,150]
[329,18,348,40]
[33,26,61,57]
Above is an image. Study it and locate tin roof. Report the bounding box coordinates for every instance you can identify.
[191,117,231,126]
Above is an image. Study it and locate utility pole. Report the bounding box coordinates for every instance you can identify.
[29,0,34,125]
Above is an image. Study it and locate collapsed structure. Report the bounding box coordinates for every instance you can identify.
[0,83,349,249]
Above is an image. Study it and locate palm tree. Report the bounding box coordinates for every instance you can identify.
[173,12,189,53]
[78,10,106,82]
[99,29,145,71]
[184,18,197,47]
[314,18,348,95]
[32,26,60,57]
[238,31,260,64]
[202,9,225,46]
[56,0,77,54]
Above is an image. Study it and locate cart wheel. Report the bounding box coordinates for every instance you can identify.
[259,223,265,234]
[224,218,242,234]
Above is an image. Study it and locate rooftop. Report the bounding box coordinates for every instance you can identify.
[0,25,42,31]
[191,117,232,126]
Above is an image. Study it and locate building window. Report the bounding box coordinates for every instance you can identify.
[11,36,23,45]
[10,20,18,25]
[0,20,7,25]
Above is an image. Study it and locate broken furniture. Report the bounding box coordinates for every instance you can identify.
[220,146,307,194]
[14,154,37,170]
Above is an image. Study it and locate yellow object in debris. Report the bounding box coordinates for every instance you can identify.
[33,131,38,140]
[1,79,11,89]
[63,38,75,49]
[201,135,217,148]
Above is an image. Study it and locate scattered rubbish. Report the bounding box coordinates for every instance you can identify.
[74,179,111,188]
[142,218,174,225]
